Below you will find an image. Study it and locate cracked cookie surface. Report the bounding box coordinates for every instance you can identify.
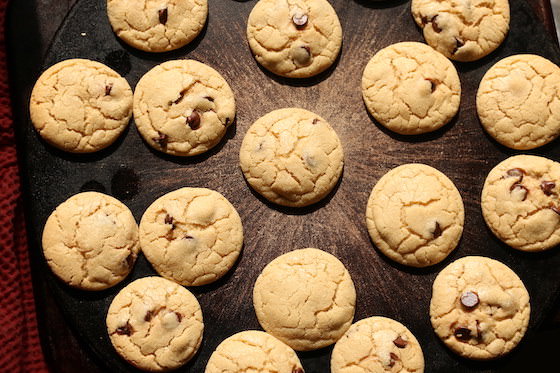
[246,0,342,78]
[240,108,343,207]
[205,330,303,373]
[366,164,464,267]
[30,59,133,153]
[253,248,356,351]
[331,316,424,373]
[134,60,236,156]
[476,55,560,150]
[430,256,530,360]
[411,0,510,62]
[106,276,204,371]
[107,0,207,52]
[42,192,139,290]
[362,42,461,135]
[139,187,243,286]
[481,155,560,251]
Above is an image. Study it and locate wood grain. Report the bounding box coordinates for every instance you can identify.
[7,0,560,372]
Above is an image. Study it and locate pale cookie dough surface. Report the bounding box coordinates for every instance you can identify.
[139,187,243,286]
[205,330,303,373]
[107,276,204,371]
[240,108,343,207]
[30,59,133,153]
[331,317,424,373]
[430,256,530,360]
[362,42,461,135]
[253,248,356,351]
[366,164,464,267]
[107,0,208,52]
[476,55,560,150]
[411,0,510,62]
[247,0,343,78]
[134,60,235,156]
[42,192,139,290]
[481,155,560,251]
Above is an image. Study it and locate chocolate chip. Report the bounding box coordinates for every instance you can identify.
[225,117,231,126]
[454,326,471,340]
[292,11,308,28]
[541,181,556,196]
[460,291,479,308]
[144,310,154,322]
[105,83,113,96]
[115,322,134,336]
[152,132,168,148]
[184,234,194,240]
[204,96,214,102]
[426,78,438,93]
[187,110,201,130]
[388,352,399,367]
[393,336,408,348]
[175,312,183,322]
[432,221,442,238]
[510,184,528,201]
[506,168,525,183]
[452,38,464,55]
[551,205,560,215]
[431,15,442,32]
[312,118,320,124]
[292,368,304,373]
[158,8,168,24]
[165,214,174,225]
[420,15,430,25]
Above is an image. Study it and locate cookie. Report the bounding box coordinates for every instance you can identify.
[246,0,342,78]
[253,248,356,351]
[430,256,530,360]
[106,276,204,371]
[139,187,243,286]
[331,317,425,373]
[362,42,461,135]
[476,54,560,150]
[107,0,208,53]
[205,330,303,373]
[239,108,343,207]
[29,59,133,153]
[42,192,139,290]
[133,60,236,156]
[481,155,560,251]
[411,0,510,62]
[366,164,464,267]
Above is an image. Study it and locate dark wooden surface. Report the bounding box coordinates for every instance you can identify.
[6,0,560,372]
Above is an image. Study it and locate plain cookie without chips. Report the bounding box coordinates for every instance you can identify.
[331,316,425,373]
[366,164,464,267]
[247,0,343,78]
[411,0,510,62]
[362,42,461,135]
[240,108,343,207]
[42,192,139,290]
[139,187,243,286]
[30,59,133,153]
[106,276,204,371]
[253,248,356,351]
[476,54,560,150]
[134,59,236,156]
[430,256,530,360]
[481,155,560,251]
[205,330,303,373]
[107,0,208,52]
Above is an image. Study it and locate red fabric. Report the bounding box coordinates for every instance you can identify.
[0,0,49,371]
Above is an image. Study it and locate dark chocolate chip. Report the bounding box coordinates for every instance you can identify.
[165,214,174,225]
[204,96,214,102]
[175,312,183,322]
[551,205,560,215]
[115,322,134,336]
[393,336,408,348]
[292,12,308,28]
[507,168,526,179]
[184,234,194,240]
[460,291,479,308]
[452,38,464,55]
[158,8,168,24]
[510,184,528,201]
[144,310,154,322]
[432,221,442,238]
[389,352,399,367]
[105,83,113,96]
[426,78,438,93]
[153,132,168,148]
[420,15,429,26]
[187,110,201,130]
[541,181,556,196]
[312,118,320,124]
[225,117,231,126]
[454,326,471,340]
[431,15,442,32]
[292,368,304,373]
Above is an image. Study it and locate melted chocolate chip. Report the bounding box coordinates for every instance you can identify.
[452,38,465,55]
[420,15,429,26]
[153,132,168,148]
[389,352,399,367]
[312,118,320,124]
[187,110,201,130]
[204,96,214,102]
[292,12,308,28]
[541,181,556,196]
[431,15,442,32]
[507,168,526,180]
[225,117,231,126]
[144,310,154,322]
[510,184,528,201]
[105,83,113,96]
[175,312,183,322]
[165,214,174,225]
[432,221,442,238]
[393,336,408,348]
[454,326,471,340]
[460,291,479,308]
[551,205,560,215]
[184,235,194,240]
[426,78,438,93]
[158,8,168,24]
[115,322,134,336]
